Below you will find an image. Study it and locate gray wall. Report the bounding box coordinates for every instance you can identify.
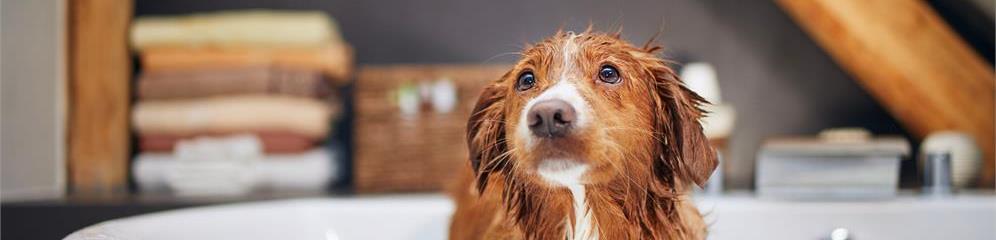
[1,0,67,201]
[136,0,906,189]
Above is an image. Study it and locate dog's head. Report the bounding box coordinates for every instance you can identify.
[468,30,717,192]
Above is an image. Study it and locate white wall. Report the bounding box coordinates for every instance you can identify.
[1,0,67,201]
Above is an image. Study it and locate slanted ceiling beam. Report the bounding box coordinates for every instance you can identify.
[777,0,995,187]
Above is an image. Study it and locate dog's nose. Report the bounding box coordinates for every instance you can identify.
[527,99,576,138]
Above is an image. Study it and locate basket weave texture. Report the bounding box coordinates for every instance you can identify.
[353,65,509,193]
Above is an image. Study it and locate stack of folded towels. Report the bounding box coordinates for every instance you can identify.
[129,10,351,196]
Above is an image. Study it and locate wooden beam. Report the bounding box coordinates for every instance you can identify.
[776,0,995,187]
[68,0,133,195]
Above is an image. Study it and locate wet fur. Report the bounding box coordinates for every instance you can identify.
[451,29,717,240]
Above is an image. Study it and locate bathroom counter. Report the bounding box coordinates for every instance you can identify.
[51,191,996,240]
[696,192,996,240]
[5,191,994,240]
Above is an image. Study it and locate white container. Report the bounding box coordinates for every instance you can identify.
[756,133,909,200]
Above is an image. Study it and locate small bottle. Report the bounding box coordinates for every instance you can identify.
[922,152,953,196]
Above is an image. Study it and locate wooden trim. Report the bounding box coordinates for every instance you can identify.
[777,0,995,187]
[68,0,133,195]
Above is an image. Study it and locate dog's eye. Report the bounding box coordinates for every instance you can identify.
[598,65,621,84]
[516,71,536,91]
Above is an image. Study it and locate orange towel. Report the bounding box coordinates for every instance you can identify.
[140,44,353,84]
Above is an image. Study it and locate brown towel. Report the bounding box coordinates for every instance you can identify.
[137,67,329,100]
[140,131,317,154]
[140,44,353,84]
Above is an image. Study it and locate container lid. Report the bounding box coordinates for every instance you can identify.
[761,128,910,158]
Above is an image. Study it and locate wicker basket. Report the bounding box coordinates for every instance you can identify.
[353,65,510,193]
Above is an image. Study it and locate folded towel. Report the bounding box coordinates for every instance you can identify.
[140,44,353,83]
[140,131,316,154]
[137,67,329,100]
[133,148,335,193]
[132,96,334,138]
[131,10,342,50]
[254,149,336,191]
[152,134,264,196]
[174,134,264,162]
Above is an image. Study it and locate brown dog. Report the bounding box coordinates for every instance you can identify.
[450,29,718,240]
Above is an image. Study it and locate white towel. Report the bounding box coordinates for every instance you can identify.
[133,148,336,194]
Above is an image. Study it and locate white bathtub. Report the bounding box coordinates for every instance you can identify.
[65,193,995,240]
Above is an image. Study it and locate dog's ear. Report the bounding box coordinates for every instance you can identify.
[466,74,510,192]
[649,63,718,188]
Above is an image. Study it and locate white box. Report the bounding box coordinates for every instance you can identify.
[756,136,909,200]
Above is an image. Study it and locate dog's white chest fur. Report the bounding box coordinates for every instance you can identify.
[538,160,598,240]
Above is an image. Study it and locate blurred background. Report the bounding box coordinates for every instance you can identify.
[1,0,993,239]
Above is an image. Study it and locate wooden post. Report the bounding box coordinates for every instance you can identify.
[777,0,996,187]
[68,0,133,195]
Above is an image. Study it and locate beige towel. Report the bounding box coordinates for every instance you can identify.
[140,44,353,83]
[133,96,333,138]
[131,10,342,50]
